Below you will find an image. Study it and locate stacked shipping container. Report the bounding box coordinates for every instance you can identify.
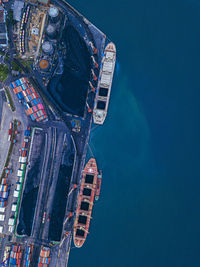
[10,78,47,122]
[19,127,30,164]
[9,244,22,266]
[37,247,51,267]
[3,245,11,266]
[23,245,33,267]
[0,174,10,209]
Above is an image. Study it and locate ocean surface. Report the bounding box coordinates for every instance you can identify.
[68,1,200,266]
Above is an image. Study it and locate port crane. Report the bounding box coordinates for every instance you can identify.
[91,56,98,68]
[86,102,92,113]
[89,81,96,93]
[68,184,77,196]
[91,69,97,81]
[63,211,73,225]
[89,42,97,54]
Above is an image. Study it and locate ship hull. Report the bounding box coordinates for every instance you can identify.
[93,42,116,125]
[73,158,98,248]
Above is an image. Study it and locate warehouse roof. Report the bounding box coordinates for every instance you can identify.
[13,0,24,22]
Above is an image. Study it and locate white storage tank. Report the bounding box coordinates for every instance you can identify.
[46,24,57,39]
[42,41,54,55]
[48,6,59,23]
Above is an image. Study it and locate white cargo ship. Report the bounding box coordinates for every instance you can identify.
[93,42,116,125]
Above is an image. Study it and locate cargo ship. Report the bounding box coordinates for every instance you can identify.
[93,42,116,125]
[95,170,102,201]
[73,158,98,248]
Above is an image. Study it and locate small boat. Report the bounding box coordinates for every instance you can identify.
[95,170,102,201]
[93,42,116,125]
[73,158,98,248]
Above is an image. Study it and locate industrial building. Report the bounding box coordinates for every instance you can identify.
[0,7,8,47]
[38,0,49,5]
[13,0,24,22]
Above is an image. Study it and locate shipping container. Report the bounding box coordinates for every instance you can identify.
[10,83,14,89]
[19,78,24,84]
[22,91,27,97]
[33,106,38,112]
[30,114,34,121]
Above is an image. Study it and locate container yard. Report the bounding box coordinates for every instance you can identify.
[10,78,47,122]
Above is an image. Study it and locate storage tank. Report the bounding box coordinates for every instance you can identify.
[39,59,49,71]
[48,6,59,23]
[46,24,57,39]
[42,41,53,55]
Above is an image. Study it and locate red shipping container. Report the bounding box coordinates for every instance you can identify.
[32,106,37,112]
[30,87,35,93]
[27,109,33,115]
[26,88,31,95]
[31,93,36,99]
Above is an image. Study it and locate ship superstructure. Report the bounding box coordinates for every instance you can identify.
[93,42,116,125]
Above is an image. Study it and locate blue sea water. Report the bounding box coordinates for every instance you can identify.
[68,1,200,266]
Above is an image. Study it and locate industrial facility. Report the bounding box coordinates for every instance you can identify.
[0,0,114,265]
[0,7,8,47]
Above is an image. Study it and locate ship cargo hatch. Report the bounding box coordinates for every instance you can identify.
[83,188,92,196]
[99,87,109,97]
[80,201,89,211]
[76,229,84,237]
[97,101,106,110]
[85,174,94,184]
[78,215,87,225]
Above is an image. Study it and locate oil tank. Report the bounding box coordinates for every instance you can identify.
[46,24,57,39]
[39,59,49,71]
[48,6,59,23]
[42,41,54,55]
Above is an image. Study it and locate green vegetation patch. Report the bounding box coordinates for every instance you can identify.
[18,59,33,71]
[5,87,15,112]
[11,61,21,72]
[0,64,9,81]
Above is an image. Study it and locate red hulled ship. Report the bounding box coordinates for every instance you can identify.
[73,158,98,248]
